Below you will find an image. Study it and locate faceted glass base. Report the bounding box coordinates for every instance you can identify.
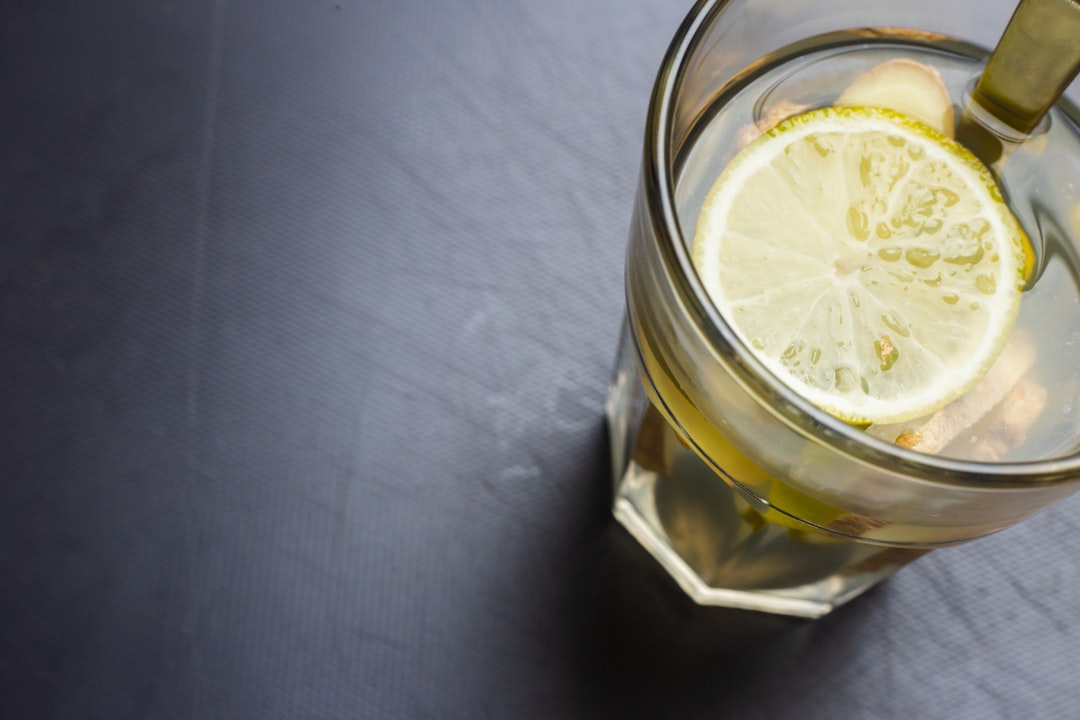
[606,322,922,618]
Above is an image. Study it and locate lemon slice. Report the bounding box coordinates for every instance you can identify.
[692,106,1026,425]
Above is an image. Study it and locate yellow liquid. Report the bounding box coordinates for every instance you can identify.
[608,35,1080,616]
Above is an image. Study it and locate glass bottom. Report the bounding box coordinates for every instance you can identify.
[606,320,926,619]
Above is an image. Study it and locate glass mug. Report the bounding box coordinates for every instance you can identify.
[606,0,1080,618]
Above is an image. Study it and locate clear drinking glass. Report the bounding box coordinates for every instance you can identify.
[607,0,1080,618]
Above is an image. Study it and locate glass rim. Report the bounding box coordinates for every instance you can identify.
[642,0,1080,489]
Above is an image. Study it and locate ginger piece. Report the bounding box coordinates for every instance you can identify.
[827,513,888,537]
[631,402,675,475]
[835,58,955,137]
[866,331,1037,455]
[734,57,954,151]
[959,377,1048,462]
[849,547,929,575]
[734,100,810,150]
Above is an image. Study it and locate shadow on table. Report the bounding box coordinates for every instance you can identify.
[555,420,887,718]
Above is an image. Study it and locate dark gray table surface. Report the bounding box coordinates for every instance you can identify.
[3,1,1080,718]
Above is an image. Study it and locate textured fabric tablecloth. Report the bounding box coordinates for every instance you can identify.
[2,1,1079,718]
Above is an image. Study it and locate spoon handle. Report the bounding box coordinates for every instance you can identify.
[972,0,1080,135]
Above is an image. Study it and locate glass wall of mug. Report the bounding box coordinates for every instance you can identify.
[606,0,1080,618]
